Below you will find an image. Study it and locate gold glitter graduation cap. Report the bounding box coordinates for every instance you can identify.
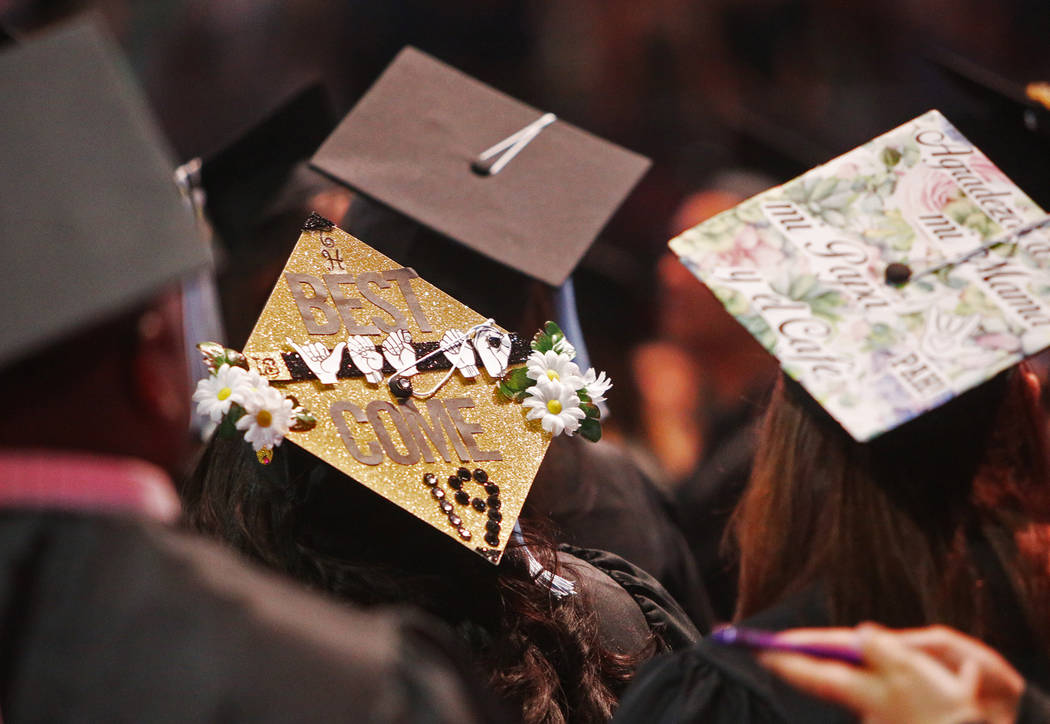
[241,216,554,562]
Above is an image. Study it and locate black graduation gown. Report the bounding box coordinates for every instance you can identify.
[612,586,1050,724]
[0,510,502,723]
[529,436,715,633]
[1019,685,1050,724]
[560,545,701,655]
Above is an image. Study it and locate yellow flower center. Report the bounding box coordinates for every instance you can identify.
[217,387,232,401]
[546,399,563,415]
[256,410,273,428]
[546,369,559,381]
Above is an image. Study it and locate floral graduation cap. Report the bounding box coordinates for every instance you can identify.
[671,110,1050,441]
[198,215,609,563]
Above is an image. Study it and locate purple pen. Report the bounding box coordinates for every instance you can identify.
[710,626,865,666]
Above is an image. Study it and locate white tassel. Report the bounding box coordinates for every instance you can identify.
[512,521,576,599]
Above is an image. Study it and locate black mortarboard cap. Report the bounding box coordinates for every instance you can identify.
[926,47,1050,208]
[198,82,337,253]
[310,46,651,287]
[0,20,210,369]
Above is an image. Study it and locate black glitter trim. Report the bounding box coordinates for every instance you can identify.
[302,212,335,231]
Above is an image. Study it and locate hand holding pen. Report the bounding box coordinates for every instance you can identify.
[714,623,1025,724]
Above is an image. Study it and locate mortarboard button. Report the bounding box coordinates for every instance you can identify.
[310,46,650,287]
[0,19,210,370]
[884,263,912,286]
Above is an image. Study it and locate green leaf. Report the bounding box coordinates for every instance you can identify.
[880,146,902,167]
[498,381,517,401]
[532,330,553,352]
[532,321,566,352]
[216,404,246,437]
[507,366,532,391]
[577,389,591,404]
[581,402,601,420]
[579,418,602,442]
[290,407,317,432]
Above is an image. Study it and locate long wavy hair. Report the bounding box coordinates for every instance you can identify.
[732,366,1050,654]
[182,434,646,723]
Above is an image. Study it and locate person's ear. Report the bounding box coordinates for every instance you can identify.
[1021,366,1042,409]
[131,291,190,429]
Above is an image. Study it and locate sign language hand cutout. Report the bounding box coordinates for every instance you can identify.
[475,329,511,378]
[382,328,419,376]
[441,329,479,378]
[288,337,346,385]
[347,335,385,384]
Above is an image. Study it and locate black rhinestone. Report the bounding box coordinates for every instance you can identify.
[471,498,487,512]
[484,483,499,496]
[884,262,912,285]
[457,467,471,481]
[447,476,463,490]
[454,490,471,505]
[448,513,462,527]
[430,487,445,500]
[439,501,454,514]
[488,510,502,522]
[457,527,472,541]
[484,532,500,547]
[472,468,488,483]
[389,376,413,399]
[487,496,501,510]
[422,472,437,486]
[485,520,501,534]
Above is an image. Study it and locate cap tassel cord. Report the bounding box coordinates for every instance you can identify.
[907,215,1050,282]
[472,112,557,176]
[511,521,576,600]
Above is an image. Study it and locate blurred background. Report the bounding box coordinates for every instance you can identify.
[4,0,1050,475]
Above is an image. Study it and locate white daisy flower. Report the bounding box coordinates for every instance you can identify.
[237,369,272,402]
[522,377,586,436]
[192,364,249,423]
[582,368,613,407]
[552,335,576,359]
[525,350,585,389]
[236,384,295,452]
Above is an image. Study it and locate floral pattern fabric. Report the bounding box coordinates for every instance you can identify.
[670,110,1050,441]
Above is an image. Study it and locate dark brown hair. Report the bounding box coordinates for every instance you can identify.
[732,366,1050,651]
[181,433,645,723]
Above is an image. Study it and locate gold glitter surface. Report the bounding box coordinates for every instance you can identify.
[242,225,551,562]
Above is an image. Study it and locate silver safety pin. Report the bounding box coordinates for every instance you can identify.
[387,319,499,399]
